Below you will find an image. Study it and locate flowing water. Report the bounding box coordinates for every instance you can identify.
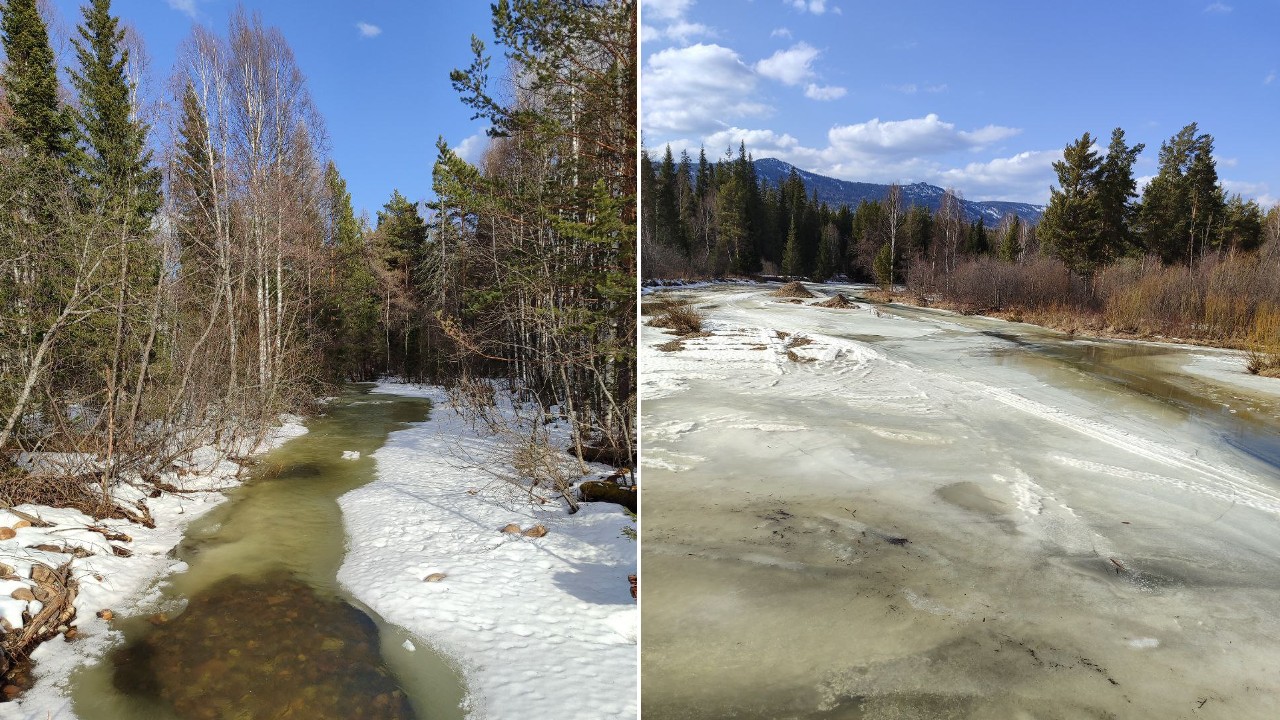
[71,386,466,720]
[641,284,1280,720]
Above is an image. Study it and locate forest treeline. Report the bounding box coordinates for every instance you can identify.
[0,0,636,499]
[641,125,1280,366]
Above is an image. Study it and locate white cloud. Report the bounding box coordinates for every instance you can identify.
[771,27,793,39]
[1222,180,1275,206]
[645,20,712,42]
[643,44,767,135]
[892,83,919,94]
[455,132,489,165]
[356,22,382,38]
[1265,70,1276,85]
[805,83,846,101]
[789,0,827,14]
[1204,2,1232,12]
[166,0,197,17]
[827,114,1019,157]
[644,0,694,21]
[936,150,1061,202]
[755,42,820,85]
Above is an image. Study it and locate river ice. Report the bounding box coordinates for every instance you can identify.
[338,381,638,720]
[641,283,1280,720]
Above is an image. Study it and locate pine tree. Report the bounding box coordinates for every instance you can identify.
[323,163,380,379]
[1096,128,1144,259]
[0,0,73,158]
[68,0,160,228]
[1139,123,1225,265]
[1038,133,1104,276]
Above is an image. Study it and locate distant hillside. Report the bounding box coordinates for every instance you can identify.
[754,158,1044,224]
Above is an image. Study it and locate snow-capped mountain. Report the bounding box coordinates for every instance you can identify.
[754,158,1045,224]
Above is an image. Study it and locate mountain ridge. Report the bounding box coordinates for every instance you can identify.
[753,157,1045,224]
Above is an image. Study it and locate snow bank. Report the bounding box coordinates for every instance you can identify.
[337,381,637,720]
[0,415,307,720]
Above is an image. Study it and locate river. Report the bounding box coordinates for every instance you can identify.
[70,386,466,720]
[641,283,1280,720]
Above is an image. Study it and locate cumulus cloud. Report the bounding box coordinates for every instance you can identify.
[644,20,712,43]
[789,0,827,14]
[643,44,768,135]
[454,132,489,166]
[804,84,846,101]
[357,22,382,38]
[1203,2,1232,12]
[644,0,695,20]
[935,150,1061,202]
[826,114,1019,157]
[755,42,820,85]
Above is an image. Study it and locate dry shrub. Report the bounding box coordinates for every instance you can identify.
[648,300,704,336]
[1246,304,1280,376]
[948,257,1087,313]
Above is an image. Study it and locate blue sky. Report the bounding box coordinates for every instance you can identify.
[40,0,501,217]
[641,0,1279,205]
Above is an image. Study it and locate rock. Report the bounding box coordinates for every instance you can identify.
[0,562,13,576]
[148,613,169,626]
[499,523,522,534]
[521,524,549,538]
[30,564,55,585]
[2,685,20,699]
[424,573,446,582]
[64,627,78,641]
[13,520,30,529]
[10,587,35,602]
[0,528,15,540]
[97,609,114,621]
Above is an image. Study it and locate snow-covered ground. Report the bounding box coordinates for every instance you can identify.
[0,418,307,719]
[642,283,1280,720]
[337,381,637,720]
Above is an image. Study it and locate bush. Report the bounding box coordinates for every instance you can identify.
[648,300,704,336]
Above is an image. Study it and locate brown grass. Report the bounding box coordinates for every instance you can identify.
[814,293,855,308]
[647,300,705,336]
[772,281,815,299]
[1246,305,1280,376]
[655,339,685,352]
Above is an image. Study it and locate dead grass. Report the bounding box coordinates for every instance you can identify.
[655,339,685,352]
[647,300,705,336]
[814,293,855,308]
[1246,305,1280,376]
[772,281,815,299]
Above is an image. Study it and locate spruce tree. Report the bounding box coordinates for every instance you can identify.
[0,0,73,157]
[782,216,802,277]
[68,0,160,228]
[998,215,1022,262]
[1038,133,1104,276]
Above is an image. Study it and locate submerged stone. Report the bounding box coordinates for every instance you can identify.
[110,574,415,720]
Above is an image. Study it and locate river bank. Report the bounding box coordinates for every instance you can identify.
[642,282,1280,719]
[0,416,307,719]
[338,381,638,720]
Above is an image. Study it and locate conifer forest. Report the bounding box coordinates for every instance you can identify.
[1,0,636,488]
